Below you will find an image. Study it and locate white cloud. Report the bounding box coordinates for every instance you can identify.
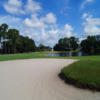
[4,0,23,14]
[23,14,47,28]
[25,0,41,13]
[82,13,100,37]
[3,0,41,15]
[82,13,88,19]
[23,12,77,46]
[23,13,58,46]
[23,14,76,46]
[23,13,56,29]
[0,15,21,28]
[81,0,94,9]
[45,13,56,24]
[64,24,74,37]
[59,24,76,37]
[7,0,22,7]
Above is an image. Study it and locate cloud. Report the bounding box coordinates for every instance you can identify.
[23,14,47,28]
[23,12,76,46]
[23,13,58,46]
[64,24,74,37]
[25,0,41,13]
[23,13,56,28]
[4,0,23,14]
[82,13,88,19]
[45,13,56,24]
[59,24,77,37]
[3,0,41,15]
[82,13,100,37]
[0,15,21,29]
[81,0,94,9]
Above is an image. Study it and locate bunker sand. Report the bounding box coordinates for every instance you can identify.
[0,59,100,100]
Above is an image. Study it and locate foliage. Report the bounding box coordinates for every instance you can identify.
[81,36,100,53]
[54,37,79,51]
[0,23,36,54]
[0,23,8,54]
[37,43,52,51]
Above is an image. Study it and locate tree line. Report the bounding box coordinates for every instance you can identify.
[0,23,36,54]
[54,35,100,54]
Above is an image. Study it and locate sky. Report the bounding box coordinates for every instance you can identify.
[0,0,100,47]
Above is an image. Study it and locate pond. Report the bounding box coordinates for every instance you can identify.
[45,52,89,57]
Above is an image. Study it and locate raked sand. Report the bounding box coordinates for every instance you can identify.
[0,59,100,100]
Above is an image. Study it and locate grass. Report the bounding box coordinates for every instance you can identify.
[0,51,72,61]
[61,59,100,91]
[0,51,100,61]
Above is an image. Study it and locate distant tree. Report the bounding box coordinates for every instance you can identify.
[69,36,79,50]
[0,23,8,54]
[37,43,51,51]
[7,29,19,53]
[81,36,97,53]
[0,26,2,54]
[16,35,36,53]
[38,43,45,50]
[54,36,79,51]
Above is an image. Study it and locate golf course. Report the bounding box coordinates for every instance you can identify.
[0,51,100,100]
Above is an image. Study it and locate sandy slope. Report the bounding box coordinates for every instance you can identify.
[0,59,100,100]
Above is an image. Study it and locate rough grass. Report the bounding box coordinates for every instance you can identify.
[61,59,100,91]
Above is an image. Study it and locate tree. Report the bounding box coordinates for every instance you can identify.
[7,29,19,53]
[54,37,79,51]
[81,36,97,53]
[7,29,13,53]
[0,23,36,54]
[0,26,2,54]
[1,23,8,54]
[16,35,36,53]
[54,38,70,51]
[37,43,51,51]
[69,37,79,50]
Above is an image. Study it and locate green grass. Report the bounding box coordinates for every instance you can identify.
[61,59,100,90]
[0,51,72,61]
[0,51,100,61]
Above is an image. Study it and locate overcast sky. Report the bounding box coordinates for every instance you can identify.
[0,0,100,47]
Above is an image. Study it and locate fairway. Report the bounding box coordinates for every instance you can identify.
[0,59,100,100]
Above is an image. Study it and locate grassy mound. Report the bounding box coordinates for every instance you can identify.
[60,60,100,91]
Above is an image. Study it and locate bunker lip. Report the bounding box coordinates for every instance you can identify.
[58,72,100,92]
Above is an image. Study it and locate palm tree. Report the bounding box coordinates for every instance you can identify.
[1,23,8,54]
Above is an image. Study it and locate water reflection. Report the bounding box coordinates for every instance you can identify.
[46,52,87,57]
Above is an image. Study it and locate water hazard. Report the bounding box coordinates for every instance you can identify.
[46,52,88,57]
